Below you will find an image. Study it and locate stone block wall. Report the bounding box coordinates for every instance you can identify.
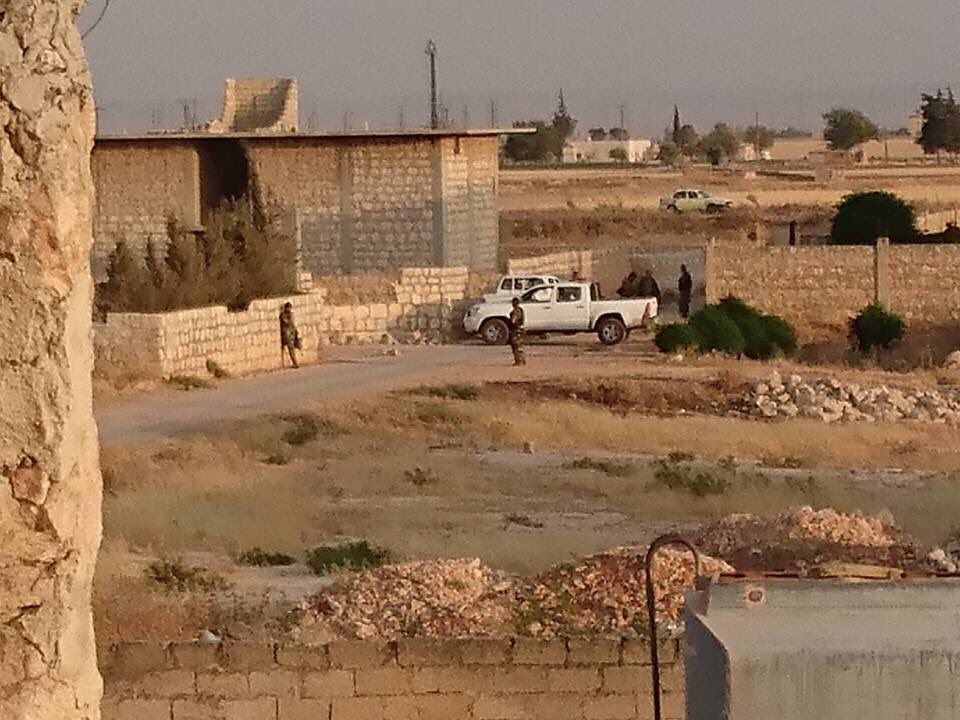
[99,638,684,720]
[506,250,592,279]
[208,78,299,133]
[442,137,500,272]
[706,240,960,327]
[93,268,480,379]
[888,245,960,322]
[92,141,201,279]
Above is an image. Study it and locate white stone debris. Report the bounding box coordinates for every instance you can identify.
[743,372,960,425]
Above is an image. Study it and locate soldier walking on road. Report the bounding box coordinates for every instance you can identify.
[279,302,301,369]
[678,264,693,319]
[508,297,526,366]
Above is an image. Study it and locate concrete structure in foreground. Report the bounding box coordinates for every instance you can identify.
[685,577,960,719]
[92,128,519,279]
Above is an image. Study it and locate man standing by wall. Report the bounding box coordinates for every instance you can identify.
[678,264,693,319]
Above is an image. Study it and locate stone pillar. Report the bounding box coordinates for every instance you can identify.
[0,3,102,719]
[875,237,890,306]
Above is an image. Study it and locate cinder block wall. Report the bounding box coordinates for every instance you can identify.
[100,638,684,720]
[92,141,202,279]
[93,268,489,379]
[706,241,960,326]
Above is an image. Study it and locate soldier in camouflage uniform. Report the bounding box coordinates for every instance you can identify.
[279,302,300,369]
[509,297,526,366]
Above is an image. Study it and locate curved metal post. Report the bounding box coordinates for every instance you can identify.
[645,535,701,720]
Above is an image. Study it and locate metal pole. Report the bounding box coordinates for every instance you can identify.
[644,535,701,720]
[426,40,439,129]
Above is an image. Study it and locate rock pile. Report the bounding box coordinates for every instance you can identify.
[696,507,920,573]
[517,547,733,639]
[744,371,960,424]
[299,559,514,640]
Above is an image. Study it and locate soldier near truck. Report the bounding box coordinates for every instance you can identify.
[678,264,693,319]
[508,297,526,366]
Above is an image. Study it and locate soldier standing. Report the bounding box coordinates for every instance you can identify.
[279,302,300,369]
[508,297,526,366]
[678,264,693,319]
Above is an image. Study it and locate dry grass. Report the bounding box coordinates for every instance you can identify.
[98,371,960,641]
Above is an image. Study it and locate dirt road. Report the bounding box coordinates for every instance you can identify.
[96,341,692,447]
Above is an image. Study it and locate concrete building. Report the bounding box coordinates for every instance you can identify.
[562,137,656,164]
[92,129,511,278]
[206,78,300,134]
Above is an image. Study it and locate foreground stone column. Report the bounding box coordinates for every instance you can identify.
[0,3,102,719]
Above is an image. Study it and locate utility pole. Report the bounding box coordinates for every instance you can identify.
[619,103,626,131]
[342,111,351,132]
[753,110,761,160]
[489,99,497,128]
[462,104,470,129]
[425,39,439,129]
[398,103,406,129]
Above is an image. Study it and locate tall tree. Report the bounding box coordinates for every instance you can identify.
[2,2,103,719]
[700,123,741,165]
[822,108,880,151]
[503,120,555,162]
[742,124,776,152]
[918,89,960,160]
[608,127,630,141]
[672,105,682,145]
[550,89,577,159]
[675,124,700,157]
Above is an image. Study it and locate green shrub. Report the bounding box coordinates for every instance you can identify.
[206,359,230,379]
[849,303,905,352]
[689,306,745,356]
[830,191,917,245]
[280,415,320,446]
[305,541,391,575]
[653,461,730,497]
[416,402,462,425]
[146,559,229,593]
[654,323,700,353]
[761,314,798,356]
[404,467,440,486]
[564,457,636,478]
[237,548,297,567]
[409,384,481,401]
[166,375,214,391]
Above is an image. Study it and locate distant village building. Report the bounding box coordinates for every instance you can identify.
[562,136,656,164]
[92,79,523,279]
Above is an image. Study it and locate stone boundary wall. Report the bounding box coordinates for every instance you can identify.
[917,207,960,234]
[94,268,485,379]
[507,250,592,279]
[706,240,960,327]
[100,638,684,720]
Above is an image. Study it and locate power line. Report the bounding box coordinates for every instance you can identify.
[82,0,112,39]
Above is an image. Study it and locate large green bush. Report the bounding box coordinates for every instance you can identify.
[761,314,798,356]
[96,199,297,315]
[654,323,700,353]
[849,303,905,352]
[830,191,917,245]
[689,306,746,356]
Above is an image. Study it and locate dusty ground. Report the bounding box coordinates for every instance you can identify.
[95,337,960,643]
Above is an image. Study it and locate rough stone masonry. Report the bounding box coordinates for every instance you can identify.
[0,2,103,719]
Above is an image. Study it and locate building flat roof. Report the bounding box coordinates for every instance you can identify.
[95,128,534,143]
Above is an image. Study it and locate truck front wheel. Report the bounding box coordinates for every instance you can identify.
[597,317,627,346]
[480,318,510,345]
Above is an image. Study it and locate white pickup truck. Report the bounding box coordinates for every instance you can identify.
[463,282,658,346]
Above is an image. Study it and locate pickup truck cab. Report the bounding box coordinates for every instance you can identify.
[463,282,658,346]
[484,275,562,302]
[659,188,733,214]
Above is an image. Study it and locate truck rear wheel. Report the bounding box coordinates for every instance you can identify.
[597,317,627,346]
[480,318,510,345]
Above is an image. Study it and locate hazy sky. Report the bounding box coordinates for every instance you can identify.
[81,0,960,136]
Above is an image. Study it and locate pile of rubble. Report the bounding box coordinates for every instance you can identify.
[516,547,733,639]
[743,371,960,424]
[299,559,514,640]
[696,506,920,573]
